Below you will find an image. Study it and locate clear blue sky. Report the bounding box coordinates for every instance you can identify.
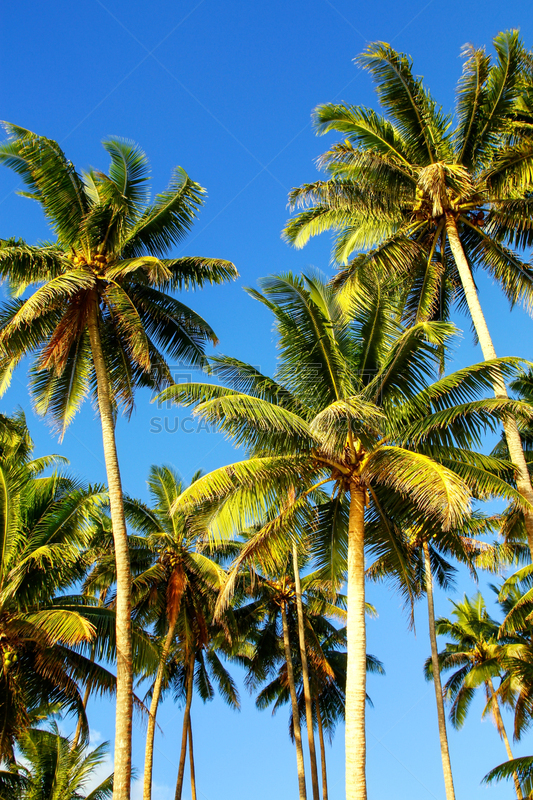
[2,1,533,798]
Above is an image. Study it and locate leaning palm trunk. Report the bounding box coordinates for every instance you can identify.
[446,215,533,560]
[423,542,456,800]
[72,640,96,748]
[188,716,197,800]
[143,618,179,800]
[87,300,133,800]
[174,649,195,800]
[72,680,91,749]
[292,543,321,800]
[316,698,329,800]
[346,481,367,800]
[281,601,307,800]
[486,677,523,800]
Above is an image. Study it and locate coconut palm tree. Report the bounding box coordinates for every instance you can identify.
[158,272,529,800]
[283,32,533,560]
[291,541,320,800]
[0,724,113,800]
[234,563,318,800]
[427,593,523,799]
[117,465,228,800]
[0,125,237,800]
[0,414,124,761]
[163,587,240,800]
[368,509,507,800]
[250,582,383,800]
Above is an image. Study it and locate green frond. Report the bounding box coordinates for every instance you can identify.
[0,271,94,341]
[459,217,533,312]
[29,332,92,437]
[125,284,217,363]
[102,283,151,371]
[0,240,66,297]
[191,393,314,455]
[355,42,452,164]
[313,104,414,176]
[23,608,95,645]
[455,44,491,166]
[472,30,525,165]
[0,124,89,245]
[483,756,533,792]
[366,446,471,530]
[100,136,151,213]
[122,167,205,257]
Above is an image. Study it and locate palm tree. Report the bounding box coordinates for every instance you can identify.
[164,590,240,800]
[121,465,227,800]
[0,125,237,800]
[369,507,508,800]
[248,574,383,800]
[291,542,320,800]
[427,593,523,799]
[495,582,533,741]
[283,32,533,559]
[0,724,113,800]
[235,564,316,800]
[0,413,124,760]
[158,272,527,800]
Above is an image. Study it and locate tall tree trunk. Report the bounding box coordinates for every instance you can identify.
[188,716,197,800]
[143,618,179,800]
[87,299,132,800]
[281,600,307,800]
[292,543,321,800]
[346,480,367,800]
[487,678,523,800]
[423,542,456,800]
[174,649,195,800]
[446,214,533,560]
[316,698,328,800]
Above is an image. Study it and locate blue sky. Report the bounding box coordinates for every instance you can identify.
[2,1,533,798]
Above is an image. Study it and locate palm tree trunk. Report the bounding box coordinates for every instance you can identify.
[72,680,91,749]
[174,648,195,800]
[346,480,367,800]
[316,698,328,800]
[423,542,456,800]
[188,716,197,800]
[73,639,96,749]
[281,600,307,800]
[487,678,523,799]
[446,214,533,560]
[143,618,178,800]
[292,543,321,800]
[87,298,132,800]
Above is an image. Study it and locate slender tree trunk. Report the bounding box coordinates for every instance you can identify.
[72,679,91,749]
[423,542,456,800]
[487,678,523,800]
[281,600,307,800]
[87,298,132,800]
[316,698,328,800]
[292,543,321,800]
[143,619,179,800]
[446,214,533,560]
[174,649,195,800]
[346,480,367,800]
[188,716,197,800]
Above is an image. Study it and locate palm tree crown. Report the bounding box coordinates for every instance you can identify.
[285,32,533,320]
[0,124,237,430]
